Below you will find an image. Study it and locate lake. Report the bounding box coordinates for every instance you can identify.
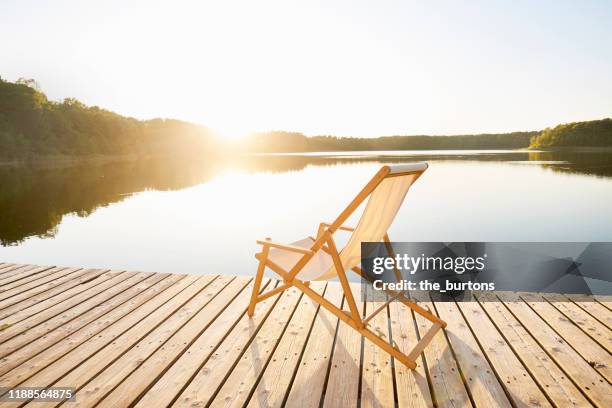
[1,149,612,276]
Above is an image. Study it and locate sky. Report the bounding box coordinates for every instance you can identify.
[1,0,611,139]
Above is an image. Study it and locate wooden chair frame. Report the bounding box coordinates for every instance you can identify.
[247,165,446,369]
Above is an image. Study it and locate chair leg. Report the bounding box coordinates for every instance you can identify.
[383,233,402,282]
[347,265,446,366]
[248,248,269,317]
[360,326,418,369]
[351,266,446,327]
[292,278,418,368]
[326,234,363,327]
[362,320,443,369]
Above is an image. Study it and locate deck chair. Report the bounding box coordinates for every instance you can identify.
[247,163,446,369]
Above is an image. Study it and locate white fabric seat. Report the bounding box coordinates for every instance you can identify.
[265,162,427,281]
[266,237,334,281]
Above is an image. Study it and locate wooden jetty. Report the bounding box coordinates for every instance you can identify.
[0,262,610,407]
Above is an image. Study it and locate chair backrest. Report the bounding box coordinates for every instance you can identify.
[317,163,427,280]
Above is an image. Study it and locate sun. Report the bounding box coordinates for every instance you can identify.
[213,124,251,142]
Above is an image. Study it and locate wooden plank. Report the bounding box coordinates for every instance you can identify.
[0,269,117,342]
[520,292,612,382]
[0,265,55,286]
[476,293,592,408]
[161,281,286,408]
[0,264,55,288]
[540,292,612,353]
[0,268,80,300]
[97,276,257,408]
[0,267,82,303]
[2,274,200,394]
[0,269,113,325]
[322,283,363,408]
[0,270,121,340]
[207,286,303,408]
[0,272,168,377]
[0,263,18,275]
[594,296,612,311]
[455,299,551,408]
[51,276,233,408]
[411,293,472,408]
[285,283,344,407]
[0,268,108,320]
[136,279,277,408]
[433,300,511,408]
[388,301,433,408]
[0,271,144,357]
[17,275,217,408]
[499,292,612,407]
[361,292,395,408]
[566,294,612,330]
[0,274,180,385]
[245,282,327,408]
[0,266,60,291]
[0,264,37,283]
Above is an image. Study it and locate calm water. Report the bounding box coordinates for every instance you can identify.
[1,150,612,276]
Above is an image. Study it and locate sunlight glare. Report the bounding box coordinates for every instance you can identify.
[213,124,250,141]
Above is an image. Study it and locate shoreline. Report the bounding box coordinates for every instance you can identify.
[3,146,612,167]
[0,153,147,168]
[526,146,612,152]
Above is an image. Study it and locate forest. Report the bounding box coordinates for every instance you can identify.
[529,118,612,148]
[0,77,219,160]
[1,77,611,160]
[244,131,536,152]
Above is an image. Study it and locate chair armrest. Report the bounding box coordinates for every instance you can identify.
[256,239,314,255]
[320,222,355,232]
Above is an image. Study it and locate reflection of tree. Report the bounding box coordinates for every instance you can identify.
[0,159,222,245]
[528,150,612,178]
[1,150,611,245]
[239,151,534,172]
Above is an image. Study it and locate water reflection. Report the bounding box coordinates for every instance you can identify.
[528,150,612,178]
[1,149,611,247]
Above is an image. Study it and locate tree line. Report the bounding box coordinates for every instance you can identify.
[529,118,612,148]
[0,77,218,160]
[1,77,610,160]
[245,131,536,152]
